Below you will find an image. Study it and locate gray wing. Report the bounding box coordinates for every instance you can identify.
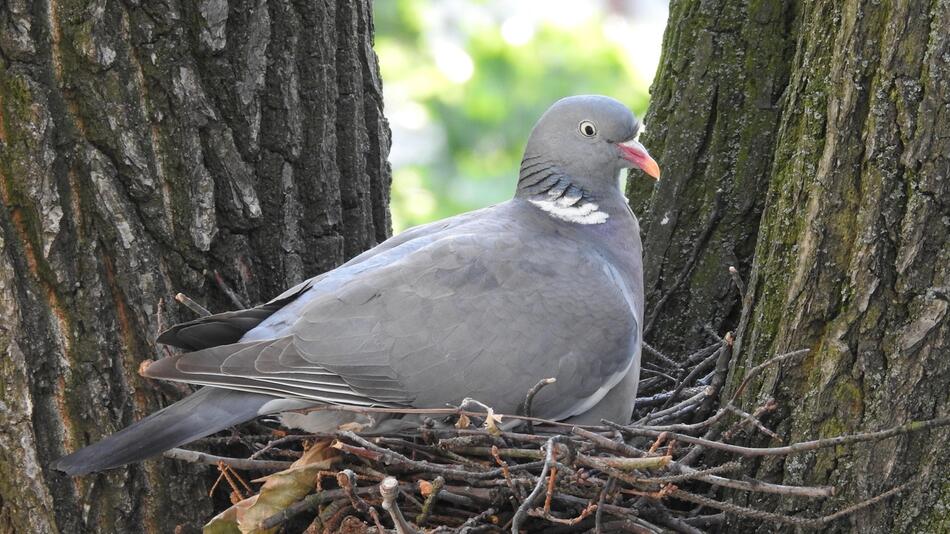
[156,282,313,350]
[146,224,638,419]
[156,206,500,350]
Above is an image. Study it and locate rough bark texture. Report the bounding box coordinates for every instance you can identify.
[0,0,391,532]
[635,0,949,531]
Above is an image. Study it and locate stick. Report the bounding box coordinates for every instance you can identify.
[635,386,706,409]
[163,448,292,471]
[669,480,912,527]
[621,415,950,457]
[415,476,445,525]
[725,403,780,441]
[655,347,721,411]
[457,507,497,534]
[510,436,569,533]
[335,432,545,480]
[728,266,746,299]
[521,377,556,434]
[174,292,211,317]
[211,270,247,309]
[259,485,403,530]
[380,477,418,534]
[571,427,647,458]
[642,342,681,369]
[594,477,614,534]
[642,388,711,424]
[729,349,809,403]
[337,469,373,514]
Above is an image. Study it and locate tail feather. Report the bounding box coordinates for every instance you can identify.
[50,387,274,476]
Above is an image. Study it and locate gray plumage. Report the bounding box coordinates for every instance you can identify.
[51,95,659,476]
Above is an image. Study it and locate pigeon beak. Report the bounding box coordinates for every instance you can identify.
[617,139,661,180]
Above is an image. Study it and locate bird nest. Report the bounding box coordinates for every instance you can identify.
[164,274,949,533]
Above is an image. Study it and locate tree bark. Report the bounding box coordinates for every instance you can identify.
[637,0,949,531]
[0,0,391,532]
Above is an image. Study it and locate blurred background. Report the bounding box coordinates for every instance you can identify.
[373,0,669,231]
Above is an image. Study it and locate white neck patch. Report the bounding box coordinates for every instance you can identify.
[529,197,609,225]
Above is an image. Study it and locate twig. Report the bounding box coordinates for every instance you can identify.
[319,500,353,533]
[729,349,809,403]
[695,337,733,418]
[677,469,834,498]
[163,448,292,471]
[336,433,542,480]
[571,427,646,458]
[259,485,403,530]
[380,477,418,534]
[641,501,705,534]
[439,443,670,471]
[368,507,387,534]
[644,461,743,483]
[174,292,211,317]
[415,476,445,525]
[621,415,950,457]
[655,347,722,411]
[636,386,706,409]
[337,469,373,513]
[638,367,679,383]
[511,436,569,533]
[669,480,913,527]
[642,342,680,369]
[218,461,252,498]
[521,377,556,434]
[298,403,601,431]
[725,403,780,441]
[527,500,597,525]
[249,434,315,459]
[594,477,614,534]
[596,519,658,533]
[457,507,497,534]
[642,388,711,424]
[728,266,745,299]
[490,445,521,503]
[211,270,247,309]
[683,342,722,366]
[543,460,558,512]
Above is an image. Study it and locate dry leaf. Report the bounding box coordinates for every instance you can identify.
[483,408,503,436]
[202,440,339,534]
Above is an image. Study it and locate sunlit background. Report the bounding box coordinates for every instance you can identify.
[374,0,668,231]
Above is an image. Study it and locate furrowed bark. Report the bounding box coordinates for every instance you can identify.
[0,0,391,532]
[630,0,796,349]
[638,0,949,531]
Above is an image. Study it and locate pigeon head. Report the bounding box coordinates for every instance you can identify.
[518,96,659,207]
[515,96,659,224]
[525,95,659,181]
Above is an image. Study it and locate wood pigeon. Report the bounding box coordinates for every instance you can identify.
[52,95,660,475]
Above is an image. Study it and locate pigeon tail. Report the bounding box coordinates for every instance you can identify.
[50,387,274,476]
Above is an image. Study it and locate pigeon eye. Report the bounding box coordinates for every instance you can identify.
[579,121,597,137]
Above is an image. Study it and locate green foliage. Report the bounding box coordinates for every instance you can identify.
[374,1,652,230]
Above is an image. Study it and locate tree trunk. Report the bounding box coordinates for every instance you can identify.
[636,0,949,531]
[0,0,391,531]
